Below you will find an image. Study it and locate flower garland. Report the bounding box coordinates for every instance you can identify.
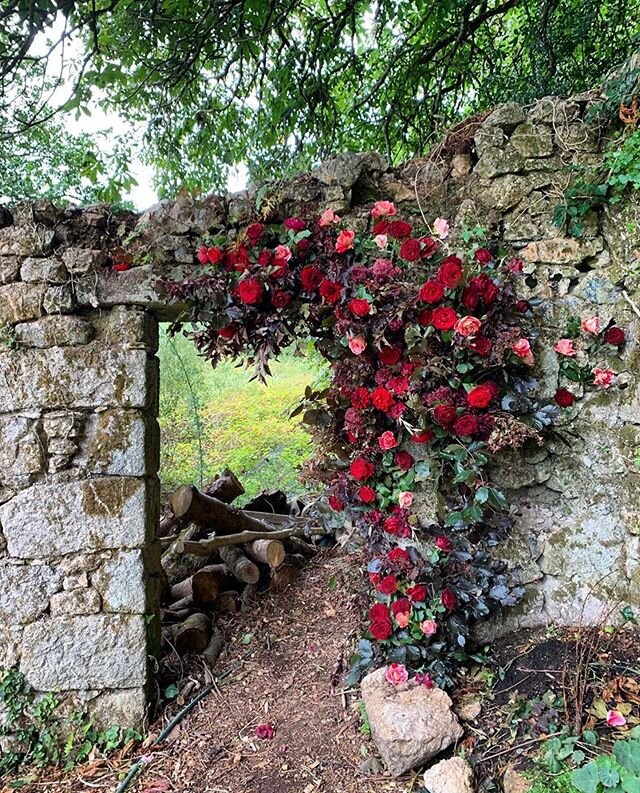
[161,201,626,687]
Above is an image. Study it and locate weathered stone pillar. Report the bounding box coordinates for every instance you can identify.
[0,243,163,728]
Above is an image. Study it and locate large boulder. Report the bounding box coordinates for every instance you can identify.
[361,666,463,776]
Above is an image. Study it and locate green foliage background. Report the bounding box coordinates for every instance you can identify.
[158,327,327,503]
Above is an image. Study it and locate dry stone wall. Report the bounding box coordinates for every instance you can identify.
[0,86,638,728]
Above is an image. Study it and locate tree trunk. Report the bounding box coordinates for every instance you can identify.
[170,486,277,536]
[174,613,212,653]
[219,545,260,584]
[245,539,285,568]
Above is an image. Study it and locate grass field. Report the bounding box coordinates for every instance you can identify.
[158,327,327,504]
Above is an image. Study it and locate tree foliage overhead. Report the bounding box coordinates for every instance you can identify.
[1,0,639,201]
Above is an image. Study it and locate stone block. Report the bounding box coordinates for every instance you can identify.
[361,667,463,776]
[93,550,147,613]
[20,614,147,690]
[478,173,551,211]
[0,561,63,623]
[555,123,601,153]
[0,225,55,256]
[20,257,68,284]
[0,344,156,412]
[14,315,94,347]
[521,236,604,264]
[84,688,147,730]
[61,248,109,274]
[509,123,553,157]
[75,409,157,476]
[0,477,151,558]
[43,283,76,314]
[93,306,159,352]
[482,102,526,130]
[527,97,580,124]
[0,256,20,285]
[50,588,101,616]
[473,124,505,155]
[0,282,46,325]
[0,416,44,482]
[474,145,524,179]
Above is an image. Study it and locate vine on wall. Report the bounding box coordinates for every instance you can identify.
[161,202,626,686]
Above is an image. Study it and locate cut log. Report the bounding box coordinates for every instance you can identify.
[170,486,278,536]
[202,627,224,666]
[174,613,212,653]
[219,546,260,584]
[162,607,192,623]
[192,564,227,604]
[245,539,285,568]
[162,525,214,586]
[169,595,193,611]
[213,590,240,615]
[159,469,245,538]
[269,554,306,593]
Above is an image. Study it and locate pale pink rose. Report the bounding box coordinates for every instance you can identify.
[374,234,388,249]
[348,335,366,355]
[454,315,482,337]
[378,431,399,450]
[385,663,408,686]
[582,316,602,335]
[395,610,410,628]
[554,338,577,357]
[420,619,438,636]
[433,217,450,239]
[398,491,413,509]
[274,244,292,262]
[336,229,356,253]
[606,709,626,727]
[511,338,534,365]
[371,200,396,218]
[593,367,615,388]
[318,208,340,227]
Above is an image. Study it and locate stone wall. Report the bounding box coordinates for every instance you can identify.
[0,87,639,728]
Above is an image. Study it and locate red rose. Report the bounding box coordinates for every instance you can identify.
[441,588,457,610]
[257,250,272,266]
[328,495,344,511]
[474,247,493,263]
[227,245,251,271]
[371,387,395,411]
[516,300,530,313]
[391,598,411,617]
[283,217,306,231]
[370,603,389,621]
[432,307,458,331]
[419,280,445,304]
[483,281,499,304]
[387,547,411,566]
[113,262,131,272]
[418,309,433,326]
[406,584,427,602]
[433,404,457,427]
[435,535,453,552]
[388,220,412,238]
[246,223,264,244]
[197,246,209,264]
[207,246,223,265]
[437,256,463,288]
[604,326,625,346]
[377,575,397,595]
[349,298,371,317]
[350,457,375,481]
[461,286,481,311]
[272,290,292,309]
[399,239,422,261]
[470,336,492,356]
[236,277,263,305]
[467,384,494,409]
[359,486,377,503]
[319,279,342,304]
[412,429,434,444]
[299,266,323,291]
[218,326,235,339]
[394,451,414,471]
[297,237,311,257]
[370,619,393,640]
[371,219,390,235]
[384,515,403,535]
[454,414,479,436]
[351,387,371,409]
[419,236,439,259]
[378,346,402,366]
[555,388,575,407]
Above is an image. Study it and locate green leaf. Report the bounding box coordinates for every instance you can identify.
[615,740,640,775]
[572,762,601,793]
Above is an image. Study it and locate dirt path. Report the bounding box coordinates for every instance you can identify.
[8,549,411,793]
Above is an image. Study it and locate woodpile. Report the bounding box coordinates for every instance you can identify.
[159,471,330,666]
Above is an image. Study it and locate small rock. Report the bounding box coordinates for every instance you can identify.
[483,102,526,130]
[361,666,463,777]
[451,153,472,178]
[454,697,482,722]
[503,764,532,793]
[423,757,473,793]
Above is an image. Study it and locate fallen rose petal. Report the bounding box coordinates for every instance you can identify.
[606,709,626,727]
[255,723,275,739]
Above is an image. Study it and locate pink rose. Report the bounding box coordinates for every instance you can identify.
[395,610,410,628]
[454,315,482,337]
[385,663,408,686]
[582,316,602,335]
[378,431,399,450]
[433,217,450,239]
[398,491,413,509]
[348,335,366,355]
[593,367,615,388]
[371,201,396,218]
[336,229,356,253]
[554,339,577,357]
[511,338,534,365]
[606,710,626,727]
[319,208,340,227]
[420,619,438,636]
[274,244,292,262]
[374,234,388,249]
